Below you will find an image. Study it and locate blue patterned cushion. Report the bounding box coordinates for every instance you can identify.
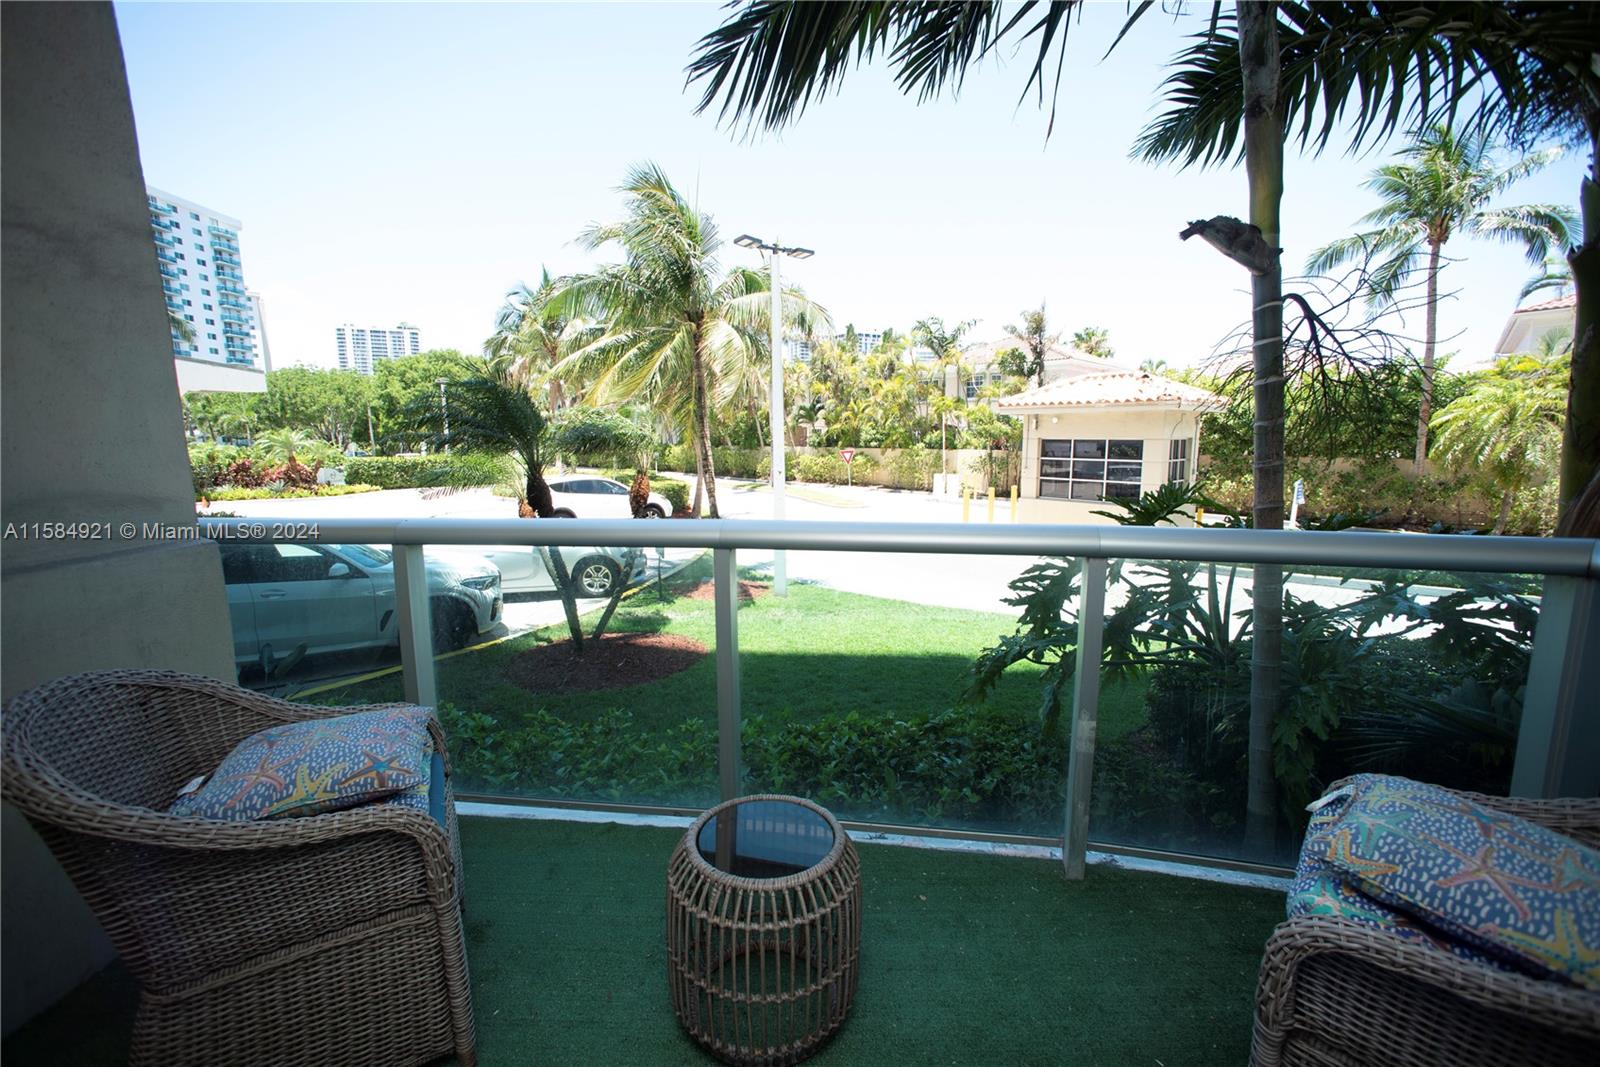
[171,707,433,820]
[1310,774,1600,989]
[1289,797,1502,969]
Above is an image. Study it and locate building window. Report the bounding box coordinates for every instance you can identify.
[197,259,207,266]
[175,253,186,261]
[185,314,195,322]
[201,289,211,296]
[201,274,210,281]
[189,212,198,220]
[192,228,202,236]
[1039,438,1143,501]
[207,333,217,340]
[209,347,218,354]
[1168,439,1190,486]
[203,303,213,310]
[205,318,215,325]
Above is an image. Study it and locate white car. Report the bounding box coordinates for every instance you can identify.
[546,475,671,519]
[443,544,647,598]
[219,542,501,666]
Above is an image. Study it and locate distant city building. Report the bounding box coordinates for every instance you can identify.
[336,322,422,374]
[786,339,812,362]
[147,186,265,393]
[247,290,273,373]
[833,329,884,353]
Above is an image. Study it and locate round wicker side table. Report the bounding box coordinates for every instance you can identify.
[667,795,861,1066]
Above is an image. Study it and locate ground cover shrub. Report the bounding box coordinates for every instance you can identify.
[203,484,381,501]
[342,454,509,489]
[436,701,1068,828]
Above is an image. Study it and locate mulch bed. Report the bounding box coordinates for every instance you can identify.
[682,580,771,603]
[502,632,709,695]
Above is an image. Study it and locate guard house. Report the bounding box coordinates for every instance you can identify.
[994,367,1219,524]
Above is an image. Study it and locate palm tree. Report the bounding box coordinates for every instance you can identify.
[168,309,194,346]
[911,317,972,363]
[256,428,313,465]
[1431,348,1567,533]
[550,163,827,518]
[1521,222,1583,301]
[1140,358,1170,375]
[1072,327,1114,360]
[401,356,596,647]
[1004,307,1056,387]
[484,268,591,410]
[1308,125,1574,466]
[686,0,1582,859]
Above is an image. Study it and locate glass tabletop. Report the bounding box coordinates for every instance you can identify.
[696,799,836,879]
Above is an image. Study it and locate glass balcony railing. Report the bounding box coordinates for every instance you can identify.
[153,231,175,247]
[215,269,245,283]
[218,283,246,297]
[200,517,1597,875]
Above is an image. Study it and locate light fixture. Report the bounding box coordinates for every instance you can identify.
[787,247,815,260]
[734,234,763,249]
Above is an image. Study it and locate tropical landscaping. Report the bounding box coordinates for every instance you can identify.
[180,2,1594,868]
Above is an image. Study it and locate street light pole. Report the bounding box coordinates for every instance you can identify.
[768,240,786,596]
[436,377,450,454]
[735,234,814,599]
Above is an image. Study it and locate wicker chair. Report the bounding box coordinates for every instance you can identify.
[1,670,477,1067]
[1251,791,1600,1067]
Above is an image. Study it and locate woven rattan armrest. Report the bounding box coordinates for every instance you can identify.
[1460,791,1600,850]
[1259,917,1600,1037]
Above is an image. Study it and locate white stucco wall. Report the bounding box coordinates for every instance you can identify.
[1014,406,1204,525]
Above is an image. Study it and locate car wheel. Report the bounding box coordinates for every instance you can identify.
[572,556,621,597]
[552,508,577,519]
[641,503,666,519]
[431,599,475,652]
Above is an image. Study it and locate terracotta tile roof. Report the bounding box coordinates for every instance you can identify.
[1515,294,1576,313]
[993,371,1220,410]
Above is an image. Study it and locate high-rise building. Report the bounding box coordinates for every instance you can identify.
[147,187,265,392]
[336,323,422,374]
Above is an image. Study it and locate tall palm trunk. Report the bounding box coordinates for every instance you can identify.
[692,331,721,518]
[1559,119,1600,518]
[1240,0,1285,859]
[1415,238,1443,467]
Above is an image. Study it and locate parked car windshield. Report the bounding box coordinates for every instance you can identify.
[333,544,393,569]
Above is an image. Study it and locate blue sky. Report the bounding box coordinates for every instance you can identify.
[115,2,1582,372]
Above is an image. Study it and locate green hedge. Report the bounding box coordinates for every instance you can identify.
[437,703,1066,825]
[203,484,381,501]
[656,444,766,478]
[341,454,510,490]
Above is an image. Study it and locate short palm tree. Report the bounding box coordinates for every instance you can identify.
[256,428,313,466]
[1431,348,1567,533]
[1308,125,1575,466]
[549,163,827,518]
[1521,222,1583,301]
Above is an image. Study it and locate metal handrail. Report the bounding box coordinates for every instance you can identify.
[200,516,1600,578]
[200,515,1598,878]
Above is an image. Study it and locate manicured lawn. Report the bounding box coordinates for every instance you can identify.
[318,555,1149,741]
[314,557,1150,832]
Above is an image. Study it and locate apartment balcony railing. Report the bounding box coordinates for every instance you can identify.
[215,268,245,283]
[152,231,175,247]
[202,517,1598,877]
[148,198,177,215]
[218,283,247,297]
[157,263,178,278]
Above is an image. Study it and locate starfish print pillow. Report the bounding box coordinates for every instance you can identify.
[171,706,433,821]
[1310,774,1600,990]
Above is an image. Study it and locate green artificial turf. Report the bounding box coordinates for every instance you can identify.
[4,815,1284,1066]
[318,560,1150,743]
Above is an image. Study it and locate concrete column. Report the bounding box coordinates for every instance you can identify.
[2,2,236,1033]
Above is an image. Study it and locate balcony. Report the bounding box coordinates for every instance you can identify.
[1,811,1284,1065]
[215,268,244,283]
[4,512,1597,1065]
